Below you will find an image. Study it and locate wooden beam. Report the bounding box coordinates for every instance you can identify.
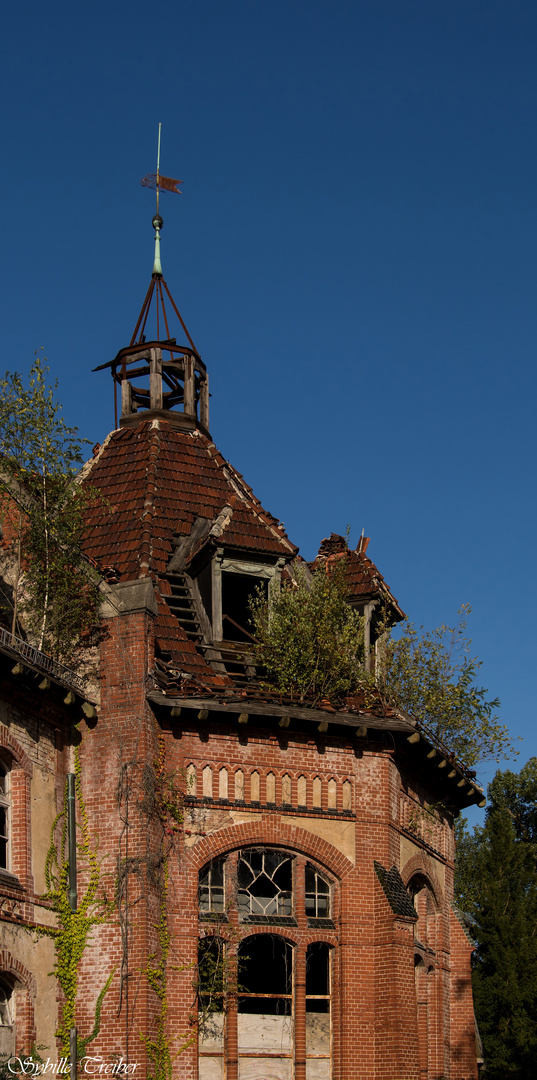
[146,691,413,733]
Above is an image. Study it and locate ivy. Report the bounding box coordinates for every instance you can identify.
[35,740,113,1058]
[138,734,191,1080]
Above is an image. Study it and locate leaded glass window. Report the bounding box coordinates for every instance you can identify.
[237,849,293,918]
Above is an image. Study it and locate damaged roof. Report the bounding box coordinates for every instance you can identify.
[81,419,297,578]
[313,532,405,619]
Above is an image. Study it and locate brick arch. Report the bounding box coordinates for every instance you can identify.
[186,815,354,881]
[0,725,33,776]
[400,853,445,910]
[0,952,37,997]
[0,950,37,1048]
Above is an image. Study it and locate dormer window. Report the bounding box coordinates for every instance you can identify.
[210,554,283,644]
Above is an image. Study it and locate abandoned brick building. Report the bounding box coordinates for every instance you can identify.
[0,216,483,1080]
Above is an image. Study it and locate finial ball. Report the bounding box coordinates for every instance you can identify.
[152,214,163,231]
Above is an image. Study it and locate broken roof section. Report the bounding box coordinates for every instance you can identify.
[313,532,405,622]
[82,420,297,580]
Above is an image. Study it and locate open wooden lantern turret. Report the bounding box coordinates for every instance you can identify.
[94,204,210,435]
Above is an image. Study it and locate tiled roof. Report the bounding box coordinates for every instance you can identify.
[80,419,296,679]
[374,862,417,919]
[82,421,296,576]
[313,533,404,619]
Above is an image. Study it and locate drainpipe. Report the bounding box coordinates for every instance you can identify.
[67,773,77,1080]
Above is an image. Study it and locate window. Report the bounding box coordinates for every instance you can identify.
[237,849,292,919]
[0,978,14,1059]
[197,850,334,1080]
[0,761,9,871]
[305,864,331,919]
[221,572,267,642]
[199,859,225,915]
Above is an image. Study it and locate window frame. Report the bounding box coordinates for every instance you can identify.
[0,757,10,872]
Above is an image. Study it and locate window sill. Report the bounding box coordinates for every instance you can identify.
[0,869,23,892]
[239,914,297,927]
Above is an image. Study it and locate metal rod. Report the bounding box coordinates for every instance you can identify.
[67,773,77,912]
[161,278,199,353]
[156,122,161,218]
[70,1025,77,1080]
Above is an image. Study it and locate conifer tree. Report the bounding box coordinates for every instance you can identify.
[455,760,537,1079]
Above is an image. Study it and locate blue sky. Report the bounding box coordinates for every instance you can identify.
[2,1,536,814]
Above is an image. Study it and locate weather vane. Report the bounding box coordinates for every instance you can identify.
[140,123,182,276]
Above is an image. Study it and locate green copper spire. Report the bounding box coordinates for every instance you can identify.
[152,212,163,277]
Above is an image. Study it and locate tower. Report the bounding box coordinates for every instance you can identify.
[0,155,482,1079]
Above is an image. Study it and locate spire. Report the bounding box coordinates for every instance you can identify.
[93,127,209,435]
[152,214,163,277]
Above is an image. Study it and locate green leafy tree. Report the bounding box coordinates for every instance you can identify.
[380,606,514,766]
[454,760,537,1080]
[0,353,100,664]
[251,559,365,705]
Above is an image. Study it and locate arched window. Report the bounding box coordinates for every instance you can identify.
[0,760,10,871]
[0,977,14,1058]
[306,942,331,1077]
[237,848,293,920]
[197,850,335,1080]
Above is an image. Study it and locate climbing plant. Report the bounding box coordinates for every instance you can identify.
[35,741,113,1058]
[116,732,190,1080]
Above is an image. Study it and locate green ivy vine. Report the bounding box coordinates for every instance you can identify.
[36,739,114,1058]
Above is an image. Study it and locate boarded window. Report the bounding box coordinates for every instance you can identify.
[250,771,260,802]
[266,772,276,804]
[218,768,228,800]
[282,774,292,804]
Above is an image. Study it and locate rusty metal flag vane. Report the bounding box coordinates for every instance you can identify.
[140,123,183,277]
[141,173,182,194]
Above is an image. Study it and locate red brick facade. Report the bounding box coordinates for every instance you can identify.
[0,308,482,1078]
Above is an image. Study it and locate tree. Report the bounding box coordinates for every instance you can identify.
[251,559,365,705]
[455,760,537,1080]
[0,354,100,665]
[379,606,515,766]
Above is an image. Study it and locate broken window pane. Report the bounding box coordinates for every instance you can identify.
[238,935,293,1015]
[199,858,225,913]
[305,865,330,918]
